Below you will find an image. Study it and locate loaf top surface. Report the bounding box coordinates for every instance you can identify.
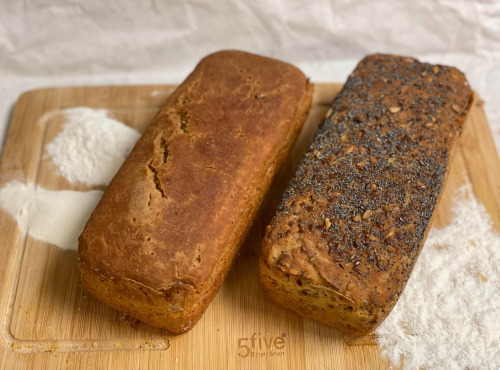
[262,54,472,308]
[79,50,311,292]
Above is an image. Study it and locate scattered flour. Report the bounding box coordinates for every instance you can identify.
[376,185,500,369]
[0,106,138,250]
[0,181,103,250]
[150,88,175,97]
[45,107,140,186]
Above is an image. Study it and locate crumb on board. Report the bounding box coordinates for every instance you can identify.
[477,272,488,282]
[46,343,59,356]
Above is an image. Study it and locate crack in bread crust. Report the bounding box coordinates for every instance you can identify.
[78,50,313,333]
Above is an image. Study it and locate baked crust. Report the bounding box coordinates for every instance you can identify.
[259,54,472,335]
[78,50,313,333]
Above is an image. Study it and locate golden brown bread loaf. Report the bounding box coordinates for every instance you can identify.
[259,54,472,335]
[78,50,313,333]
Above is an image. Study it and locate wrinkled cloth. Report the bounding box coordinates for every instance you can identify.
[1,0,499,154]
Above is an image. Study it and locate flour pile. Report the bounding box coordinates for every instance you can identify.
[376,185,500,369]
[0,107,140,250]
[46,107,140,186]
[0,182,103,250]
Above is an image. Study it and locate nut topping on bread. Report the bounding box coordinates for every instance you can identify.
[259,54,472,335]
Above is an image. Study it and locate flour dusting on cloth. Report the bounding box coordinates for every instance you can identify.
[46,107,140,186]
[376,185,500,369]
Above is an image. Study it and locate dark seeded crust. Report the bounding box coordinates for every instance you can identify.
[259,54,472,336]
[78,50,313,333]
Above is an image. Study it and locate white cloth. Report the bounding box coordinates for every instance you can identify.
[1,0,499,154]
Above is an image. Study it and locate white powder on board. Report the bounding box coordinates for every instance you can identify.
[376,185,500,369]
[0,106,139,250]
[0,181,103,250]
[46,107,140,186]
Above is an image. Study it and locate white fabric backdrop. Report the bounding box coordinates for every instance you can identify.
[1,0,499,154]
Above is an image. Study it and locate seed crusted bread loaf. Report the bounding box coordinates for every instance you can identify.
[78,50,313,333]
[259,54,472,335]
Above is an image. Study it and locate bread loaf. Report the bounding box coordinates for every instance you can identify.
[259,54,472,335]
[78,50,313,333]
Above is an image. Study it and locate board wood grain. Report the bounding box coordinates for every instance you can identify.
[0,84,498,370]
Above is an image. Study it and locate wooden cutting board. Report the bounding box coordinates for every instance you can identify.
[0,84,498,370]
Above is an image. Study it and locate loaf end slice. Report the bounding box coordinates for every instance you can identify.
[259,54,472,335]
[79,50,313,333]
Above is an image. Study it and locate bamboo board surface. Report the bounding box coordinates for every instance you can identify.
[0,83,498,370]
